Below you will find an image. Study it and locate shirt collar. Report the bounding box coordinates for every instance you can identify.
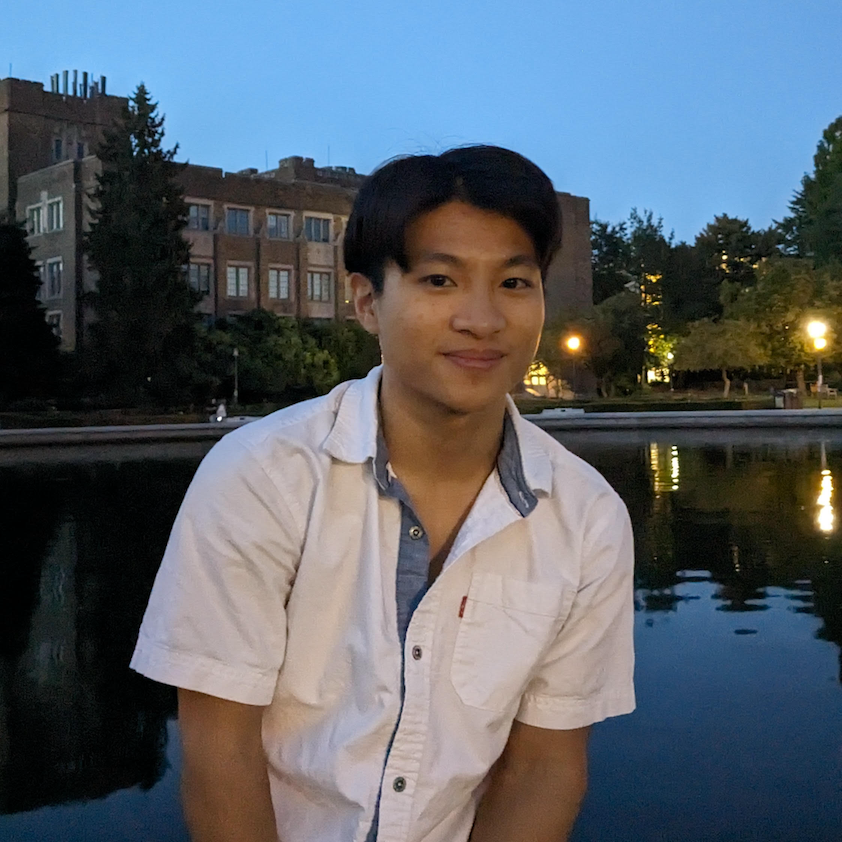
[323,365,552,510]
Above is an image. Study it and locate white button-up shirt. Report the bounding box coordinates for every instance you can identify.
[131,365,635,842]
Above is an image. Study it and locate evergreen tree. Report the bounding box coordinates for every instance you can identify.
[590,220,632,304]
[84,83,198,405]
[0,221,60,404]
[780,116,842,265]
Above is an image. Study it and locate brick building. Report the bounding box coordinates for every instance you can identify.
[181,156,364,328]
[5,72,593,355]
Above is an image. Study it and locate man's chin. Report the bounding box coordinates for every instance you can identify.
[424,386,509,418]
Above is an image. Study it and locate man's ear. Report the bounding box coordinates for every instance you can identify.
[350,272,379,335]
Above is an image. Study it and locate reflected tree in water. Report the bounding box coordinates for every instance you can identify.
[0,460,197,814]
[571,438,842,682]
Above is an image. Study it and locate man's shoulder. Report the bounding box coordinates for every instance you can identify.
[225,381,353,455]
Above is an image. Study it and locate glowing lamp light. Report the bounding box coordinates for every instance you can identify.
[814,336,828,351]
[565,335,582,352]
[808,321,827,339]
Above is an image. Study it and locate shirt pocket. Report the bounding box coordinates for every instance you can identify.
[450,572,566,712]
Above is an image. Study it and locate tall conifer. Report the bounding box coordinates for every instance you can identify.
[0,221,60,404]
[780,116,842,265]
[85,84,198,405]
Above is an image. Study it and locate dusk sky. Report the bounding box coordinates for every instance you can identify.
[4,0,841,243]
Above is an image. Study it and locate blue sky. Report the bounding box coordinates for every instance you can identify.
[4,0,841,242]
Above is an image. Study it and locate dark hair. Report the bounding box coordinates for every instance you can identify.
[343,145,561,292]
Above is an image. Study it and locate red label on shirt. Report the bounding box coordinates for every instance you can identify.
[459,596,467,618]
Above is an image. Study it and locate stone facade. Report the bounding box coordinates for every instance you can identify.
[547,192,593,315]
[16,157,100,351]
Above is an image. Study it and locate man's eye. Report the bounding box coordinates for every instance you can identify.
[423,275,452,287]
[501,277,533,289]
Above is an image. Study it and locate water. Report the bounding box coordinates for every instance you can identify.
[0,432,840,841]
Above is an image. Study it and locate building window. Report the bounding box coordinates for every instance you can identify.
[46,259,63,298]
[268,268,290,300]
[267,212,290,240]
[188,204,210,231]
[189,263,212,294]
[226,208,250,236]
[46,311,62,341]
[27,205,44,236]
[77,142,85,159]
[304,216,331,243]
[47,198,63,232]
[35,262,45,300]
[53,138,63,162]
[226,265,249,297]
[307,271,331,302]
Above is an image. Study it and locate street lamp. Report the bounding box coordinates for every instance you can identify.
[233,346,240,407]
[563,334,583,394]
[807,321,828,408]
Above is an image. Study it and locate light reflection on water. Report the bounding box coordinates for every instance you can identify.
[1,433,841,842]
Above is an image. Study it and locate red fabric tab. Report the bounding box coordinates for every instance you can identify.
[459,596,467,618]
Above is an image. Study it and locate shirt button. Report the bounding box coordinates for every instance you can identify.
[412,646,422,660]
[408,525,424,540]
[393,776,407,792]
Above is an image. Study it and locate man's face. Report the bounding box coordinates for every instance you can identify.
[353,200,545,416]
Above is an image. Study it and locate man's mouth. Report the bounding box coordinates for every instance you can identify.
[443,350,506,370]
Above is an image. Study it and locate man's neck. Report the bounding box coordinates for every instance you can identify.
[378,371,506,487]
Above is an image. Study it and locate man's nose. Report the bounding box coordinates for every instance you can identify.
[450,286,506,337]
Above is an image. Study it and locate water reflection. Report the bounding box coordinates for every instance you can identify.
[1,435,841,841]
[572,435,842,684]
[0,461,198,817]
[818,470,834,533]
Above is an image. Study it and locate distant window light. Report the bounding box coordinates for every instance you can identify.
[226,208,250,236]
[46,311,62,341]
[47,198,63,232]
[188,204,210,231]
[226,265,249,297]
[46,258,63,298]
[26,205,44,236]
[304,216,330,243]
[307,270,331,302]
[267,212,290,240]
[189,262,212,295]
[269,268,290,300]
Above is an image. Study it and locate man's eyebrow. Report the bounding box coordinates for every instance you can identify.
[501,254,540,269]
[414,252,540,269]
[415,251,464,267]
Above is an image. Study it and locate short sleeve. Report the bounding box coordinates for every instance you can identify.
[515,492,636,730]
[130,434,303,705]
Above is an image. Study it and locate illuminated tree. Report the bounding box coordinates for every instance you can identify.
[672,318,767,397]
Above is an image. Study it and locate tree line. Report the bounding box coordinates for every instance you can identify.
[538,115,842,396]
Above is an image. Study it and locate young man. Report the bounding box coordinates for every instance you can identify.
[131,145,635,842]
